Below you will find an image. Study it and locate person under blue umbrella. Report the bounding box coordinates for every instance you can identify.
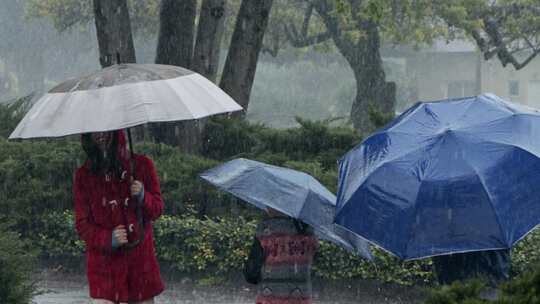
[201,158,373,304]
[432,249,510,286]
[244,207,318,304]
[335,94,540,284]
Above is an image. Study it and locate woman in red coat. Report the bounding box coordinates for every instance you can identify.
[73,130,164,303]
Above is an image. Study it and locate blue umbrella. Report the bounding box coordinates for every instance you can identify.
[335,94,540,260]
[200,158,373,260]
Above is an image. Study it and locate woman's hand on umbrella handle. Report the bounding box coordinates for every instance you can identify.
[113,225,128,246]
[130,179,144,199]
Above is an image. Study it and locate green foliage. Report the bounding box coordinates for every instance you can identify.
[498,264,540,304]
[257,117,360,164]
[367,104,395,129]
[0,94,33,138]
[34,211,432,285]
[136,142,234,216]
[314,242,433,285]
[511,229,540,276]
[277,160,338,192]
[0,220,37,304]
[423,264,540,304]
[0,136,251,228]
[203,117,361,172]
[424,280,489,304]
[34,210,85,260]
[25,0,160,35]
[0,137,82,236]
[154,215,256,277]
[202,117,264,160]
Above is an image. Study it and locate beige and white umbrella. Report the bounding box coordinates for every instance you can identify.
[9,63,242,139]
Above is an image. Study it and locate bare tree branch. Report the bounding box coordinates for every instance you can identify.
[468,12,540,70]
[284,22,332,47]
[301,3,314,37]
[283,3,332,48]
[261,45,279,57]
[262,31,281,57]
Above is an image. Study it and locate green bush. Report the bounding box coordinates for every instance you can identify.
[0,221,37,304]
[0,137,82,236]
[34,210,85,260]
[136,142,236,217]
[498,264,540,304]
[202,117,264,160]
[0,94,33,138]
[154,215,256,279]
[423,264,540,304]
[511,229,540,276]
[313,240,433,285]
[34,211,432,285]
[33,210,540,288]
[424,280,489,304]
[202,116,361,171]
[0,138,257,232]
[255,117,360,169]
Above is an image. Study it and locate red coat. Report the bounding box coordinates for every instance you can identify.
[73,131,164,303]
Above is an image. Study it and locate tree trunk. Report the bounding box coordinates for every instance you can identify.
[186,0,228,154]
[192,0,227,82]
[348,21,395,133]
[312,0,395,134]
[219,0,273,114]
[155,0,197,68]
[93,0,146,140]
[93,0,136,67]
[153,0,198,149]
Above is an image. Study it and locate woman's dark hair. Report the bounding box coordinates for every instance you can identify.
[81,132,124,178]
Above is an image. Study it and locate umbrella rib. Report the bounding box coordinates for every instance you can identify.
[340,141,437,210]
[401,135,450,258]
[297,177,317,219]
[184,75,229,118]
[201,166,269,209]
[457,131,540,166]
[453,135,509,247]
[384,102,425,133]
[335,222,404,259]
[436,96,477,130]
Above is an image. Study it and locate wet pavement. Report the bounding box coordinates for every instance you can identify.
[33,269,425,304]
[33,271,253,304]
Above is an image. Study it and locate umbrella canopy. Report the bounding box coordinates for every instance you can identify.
[200,158,373,260]
[335,94,540,260]
[9,63,242,139]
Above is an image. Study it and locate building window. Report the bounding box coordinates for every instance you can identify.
[509,81,520,96]
[448,81,476,98]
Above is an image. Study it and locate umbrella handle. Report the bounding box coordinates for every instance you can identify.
[123,127,145,250]
[127,128,136,180]
[122,204,146,250]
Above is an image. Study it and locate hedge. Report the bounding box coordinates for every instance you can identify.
[33,210,540,287]
[424,264,540,303]
[0,220,37,304]
[35,210,433,285]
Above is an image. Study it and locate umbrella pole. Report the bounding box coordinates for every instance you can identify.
[124,127,146,250]
[127,128,135,179]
